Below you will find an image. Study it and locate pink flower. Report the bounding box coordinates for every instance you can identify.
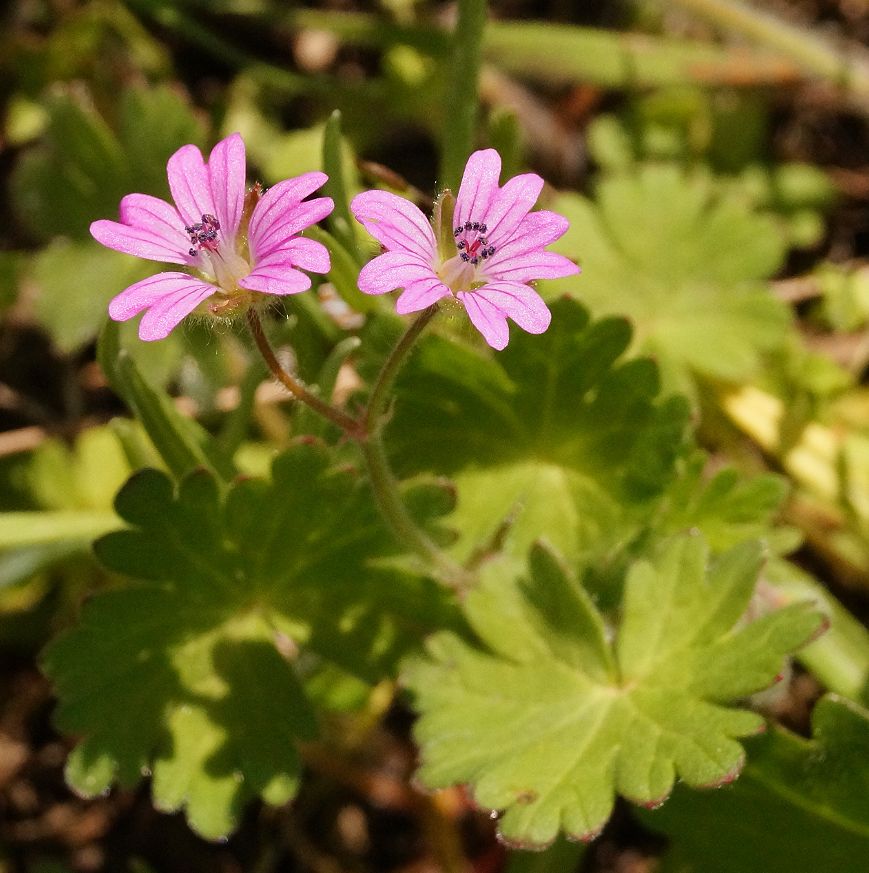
[350,149,579,350]
[90,133,334,341]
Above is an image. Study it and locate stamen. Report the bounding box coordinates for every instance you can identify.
[453,220,496,265]
[185,213,221,257]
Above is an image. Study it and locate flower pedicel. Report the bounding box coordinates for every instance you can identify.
[350,149,579,350]
[90,133,334,340]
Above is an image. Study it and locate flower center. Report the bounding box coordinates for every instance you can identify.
[185,214,221,257]
[183,213,250,292]
[453,221,496,266]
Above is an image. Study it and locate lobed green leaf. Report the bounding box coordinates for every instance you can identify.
[404,533,825,848]
[378,298,692,575]
[542,165,792,396]
[43,442,456,838]
[644,695,869,873]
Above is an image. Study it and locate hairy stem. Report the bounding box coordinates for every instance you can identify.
[365,306,439,434]
[246,308,361,435]
[362,308,470,591]
[359,436,466,588]
[249,304,469,589]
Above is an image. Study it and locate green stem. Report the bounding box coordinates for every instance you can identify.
[246,309,362,436]
[359,436,467,588]
[666,0,869,106]
[249,303,469,589]
[365,306,439,434]
[440,0,488,191]
[362,308,471,591]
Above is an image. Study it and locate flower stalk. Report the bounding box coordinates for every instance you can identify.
[246,308,362,436]
[359,306,472,590]
[364,306,439,435]
[247,305,470,590]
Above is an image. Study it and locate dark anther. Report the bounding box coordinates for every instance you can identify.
[464,221,472,230]
[471,257,479,265]
[186,213,221,255]
[480,223,487,233]
[460,252,470,262]
[454,227,462,236]
[457,240,466,249]
[472,222,480,231]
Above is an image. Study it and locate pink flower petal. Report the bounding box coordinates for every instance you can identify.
[457,290,510,350]
[470,281,552,335]
[357,251,438,295]
[91,219,188,266]
[481,173,544,248]
[395,278,452,314]
[250,195,333,262]
[454,149,502,229]
[350,191,436,261]
[108,272,216,339]
[486,211,570,264]
[247,173,329,258]
[120,194,190,247]
[207,133,246,239]
[238,250,313,296]
[167,143,216,227]
[264,237,331,274]
[488,251,580,283]
[138,282,217,341]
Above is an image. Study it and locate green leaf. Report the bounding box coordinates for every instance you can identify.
[43,442,454,838]
[404,534,825,848]
[12,83,205,241]
[0,251,24,313]
[30,240,152,353]
[98,320,234,483]
[439,0,487,191]
[116,86,207,200]
[321,110,360,261]
[0,512,120,549]
[765,558,869,706]
[543,165,792,394]
[487,107,523,181]
[643,695,869,873]
[26,425,132,511]
[652,453,799,554]
[380,299,691,569]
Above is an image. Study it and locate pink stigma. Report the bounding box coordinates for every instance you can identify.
[453,221,496,266]
[185,213,221,257]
